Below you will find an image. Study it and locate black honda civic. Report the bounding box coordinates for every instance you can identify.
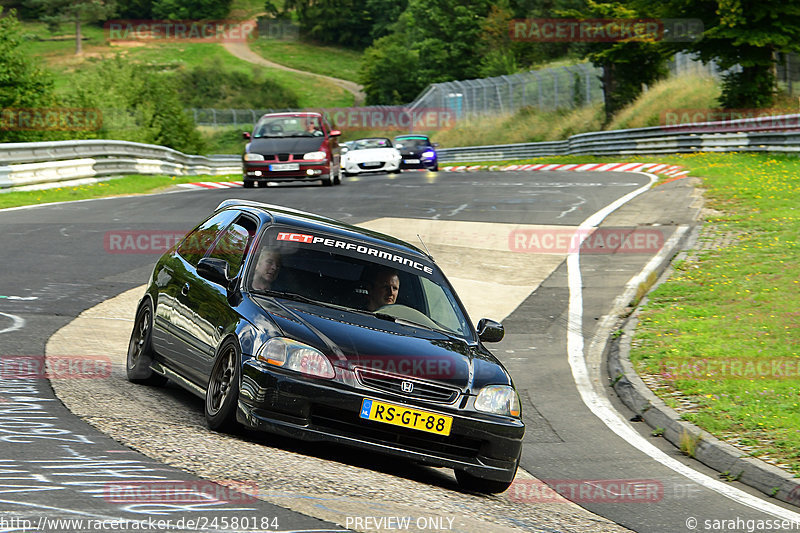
[127,199,524,493]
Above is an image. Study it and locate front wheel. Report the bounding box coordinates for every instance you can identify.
[205,340,241,432]
[126,300,167,386]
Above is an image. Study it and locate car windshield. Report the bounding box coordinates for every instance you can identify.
[253,116,322,138]
[351,138,392,150]
[395,138,431,149]
[247,227,472,338]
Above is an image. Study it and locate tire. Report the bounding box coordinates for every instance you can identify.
[333,165,342,185]
[126,300,167,386]
[243,180,255,189]
[321,175,333,186]
[455,469,514,494]
[431,163,439,172]
[205,340,241,433]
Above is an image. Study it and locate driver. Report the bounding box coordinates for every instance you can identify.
[364,267,399,311]
[252,249,281,290]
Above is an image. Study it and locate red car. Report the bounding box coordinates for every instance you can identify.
[243,112,343,187]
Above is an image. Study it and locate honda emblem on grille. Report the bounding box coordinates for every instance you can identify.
[401,381,414,393]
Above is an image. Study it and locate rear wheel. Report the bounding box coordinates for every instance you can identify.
[205,340,241,432]
[126,301,167,386]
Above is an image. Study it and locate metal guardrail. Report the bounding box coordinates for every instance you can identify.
[0,140,241,189]
[438,114,800,162]
[2,113,799,189]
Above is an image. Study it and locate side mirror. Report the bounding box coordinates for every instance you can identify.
[197,257,230,287]
[242,132,251,140]
[477,318,504,343]
[433,142,439,147]
[329,129,342,137]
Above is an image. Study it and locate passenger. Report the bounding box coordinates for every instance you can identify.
[305,120,322,136]
[252,249,281,290]
[364,267,400,311]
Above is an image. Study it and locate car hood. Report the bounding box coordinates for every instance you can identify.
[400,148,433,156]
[345,148,399,163]
[248,137,324,155]
[253,297,510,391]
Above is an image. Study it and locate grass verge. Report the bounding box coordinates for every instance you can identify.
[249,39,363,82]
[0,174,237,210]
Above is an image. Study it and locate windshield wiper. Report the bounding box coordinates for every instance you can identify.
[250,289,322,306]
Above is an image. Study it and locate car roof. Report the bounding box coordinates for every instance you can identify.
[394,135,431,140]
[257,112,323,119]
[215,199,432,260]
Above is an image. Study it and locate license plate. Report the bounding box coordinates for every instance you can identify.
[362,161,382,167]
[404,159,420,164]
[269,163,300,171]
[359,398,452,436]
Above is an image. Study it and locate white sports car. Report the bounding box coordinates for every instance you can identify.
[341,137,402,176]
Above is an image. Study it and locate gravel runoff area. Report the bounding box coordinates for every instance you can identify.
[46,286,630,533]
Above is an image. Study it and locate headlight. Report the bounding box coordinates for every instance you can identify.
[422,150,436,159]
[257,337,334,379]
[474,385,521,417]
[304,151,326,160]
[244,153,265,161]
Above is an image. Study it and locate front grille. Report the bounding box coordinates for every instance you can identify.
[355,367,460,404]
[292,153,306,160]
[310,404,481,460]
[277,153,290,162]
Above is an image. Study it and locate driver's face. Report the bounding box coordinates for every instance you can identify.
[368,273,399,309]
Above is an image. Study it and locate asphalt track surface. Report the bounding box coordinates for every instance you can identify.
[0,170,797,532]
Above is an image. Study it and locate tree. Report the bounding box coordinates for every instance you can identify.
[24,0,116,55]
[150,0,232,20]
[652,0,800,108]
[563,1,669,123]
[0,8,57,142]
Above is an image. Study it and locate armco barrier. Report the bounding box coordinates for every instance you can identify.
[438,113,800,162]
[0,140,241,189]
[2,113,799,188]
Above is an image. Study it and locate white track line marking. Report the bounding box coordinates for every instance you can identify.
[566,173,800,520]
[0,311,25,334]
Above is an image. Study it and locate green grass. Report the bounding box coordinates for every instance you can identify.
[18,21,353,108]
[0,174,237,210]
[622,152,800,474]
[249,39,363,82]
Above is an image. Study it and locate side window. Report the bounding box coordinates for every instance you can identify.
[207,216,257,278]
[176,211,238,267]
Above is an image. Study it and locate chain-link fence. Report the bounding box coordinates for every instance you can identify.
[669,51,800,96]
[406,63,604,120]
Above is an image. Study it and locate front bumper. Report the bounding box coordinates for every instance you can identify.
[399,154,437,170]
[243,161,330,182]
[344,159,401,175]
[238,360,523,481]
